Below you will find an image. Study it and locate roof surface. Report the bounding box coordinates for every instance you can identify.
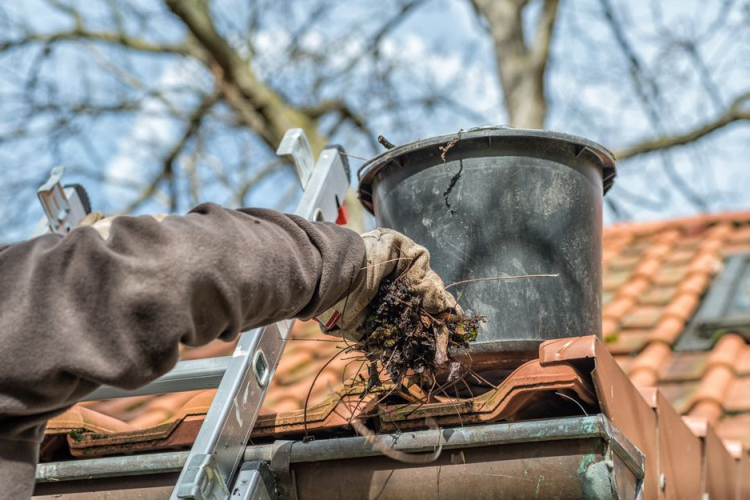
[41,209,750,460]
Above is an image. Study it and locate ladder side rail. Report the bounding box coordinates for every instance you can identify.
[171,144,350,500]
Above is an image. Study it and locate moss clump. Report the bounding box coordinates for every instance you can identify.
[69,429,88,443]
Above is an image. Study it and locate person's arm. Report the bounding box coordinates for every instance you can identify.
[0,202,365,497]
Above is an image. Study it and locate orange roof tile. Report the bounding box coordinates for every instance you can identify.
[40,208,750,458]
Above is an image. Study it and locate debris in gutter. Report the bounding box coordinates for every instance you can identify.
[356,278,484,389]
[349,417,443,464]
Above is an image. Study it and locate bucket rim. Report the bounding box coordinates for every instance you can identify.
[357,126,617,214]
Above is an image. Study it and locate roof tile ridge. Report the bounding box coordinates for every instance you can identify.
[604,209,750,238]
[646,316,685,345]
[706,333,747,373]
[686,361,735,424]
[628,341,672,386]
[47,405,138,434]
[127,390,204,429]
[687,400,724,425]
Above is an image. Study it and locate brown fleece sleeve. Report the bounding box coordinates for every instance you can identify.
[0,203,365,499]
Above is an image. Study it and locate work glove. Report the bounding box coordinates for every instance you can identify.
[317,229,460,341]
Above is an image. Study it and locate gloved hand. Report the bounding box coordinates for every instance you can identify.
[317,229,460,341]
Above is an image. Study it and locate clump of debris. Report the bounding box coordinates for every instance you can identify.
[356,278,484,389]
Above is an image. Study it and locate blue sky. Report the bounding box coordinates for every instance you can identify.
[1,0,748,240]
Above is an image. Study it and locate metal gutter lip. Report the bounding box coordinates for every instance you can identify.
[36,450,190,483]
[248,413,644,477]
[37,414,643,484]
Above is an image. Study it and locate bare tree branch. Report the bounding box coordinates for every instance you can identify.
[121,93,217,214]
[301,99,379,151]
[162,93,218,210]
[0,29,194,56]
[164,0,327,153]
[530,0,559,71]
[330,0,429,81]
[599,0,711,210]
[616,92,750,160]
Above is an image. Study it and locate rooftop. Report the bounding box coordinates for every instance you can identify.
[35,208,750,498]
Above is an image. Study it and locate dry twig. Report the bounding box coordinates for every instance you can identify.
[445,273,560,290]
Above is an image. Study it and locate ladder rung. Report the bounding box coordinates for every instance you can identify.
[82,356,231,401]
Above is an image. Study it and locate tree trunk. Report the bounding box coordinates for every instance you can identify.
[471,0,559,129]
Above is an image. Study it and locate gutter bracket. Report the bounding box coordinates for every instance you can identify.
[270,441,298,500]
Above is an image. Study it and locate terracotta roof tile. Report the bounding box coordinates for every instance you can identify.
[689,400,724,425]
[724,242,750,256]
[602,296,637,321]
[664,248,696,265]
[593,214,750,453]
[603,269,632,291]
[707,334,746,369]
[678,273,710,295]
[606,253,641,270]
[604,330,650,355]
[643,242,673,259]
[646,317,686,345]
[728,226,750,243]
[688,253,724,275]
[614,355,634,373]
[47,405,138,435]
[661,293,700,322]
[621,305,663,329]
[126,390,202,429]
[716,414,750,444]
[633,257,663,279]
[629,342,672,386]
[725,378,750,413]
[689,364,734,410]
[654,228,683,244]
[658,381,699,414]
[659,351,709,382]
[617,276,651,300]
[602,316,619,338]
[638,286,677,306]
[736,349,750,376]
[652,265,690,286]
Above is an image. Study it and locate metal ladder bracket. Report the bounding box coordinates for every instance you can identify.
[176,454,229,500]
[276,128,315,190]
[32,166,91,237]
[229,462,278,500]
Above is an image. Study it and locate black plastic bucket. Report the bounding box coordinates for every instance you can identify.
[358,127,616,358]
